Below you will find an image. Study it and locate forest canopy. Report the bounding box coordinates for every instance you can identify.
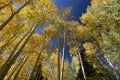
[0,0,120,80]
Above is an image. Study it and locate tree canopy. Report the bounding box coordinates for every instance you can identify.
[0,0,119,80]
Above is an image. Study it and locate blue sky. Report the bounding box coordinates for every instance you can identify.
[53,0,91,22]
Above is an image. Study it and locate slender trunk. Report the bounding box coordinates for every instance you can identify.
[96,40,114,68]
[0,25,37,80]
[91,38,116,79]
[0,0,30,30]
[0,32,29,72]
[97,48,118,80]
[98,47,114,67]
[78,52,87,80]
[96,48,116,80]
[0,1,12,10]
[29,42,45,80]
[34,64,42,80]
[58,36,60,80]
[0,34,27,74]
[13,55,29,80]
[7,55,26,80]
[34,41,46,80]
[60,32,66,80]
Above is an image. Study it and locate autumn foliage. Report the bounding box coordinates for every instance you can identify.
[0,0,120,80]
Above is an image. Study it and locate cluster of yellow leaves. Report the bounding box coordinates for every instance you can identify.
[75,26,91,40]
[80,13,99,27]
[83,42,96,55]
[44,24,58,39]
[50,52,58,67]
[92,0,114,6]
[62,8,71,18]
[102,0,114,5]
[69,47,78,56]
[19,6,43,25]
[26,34,44,51]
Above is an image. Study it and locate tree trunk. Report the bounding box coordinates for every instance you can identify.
[7,55,26,80]
[78,53,87,80]
[60,32,66,80]
[29,42,45,80]
[0,34,27,73]
[97,48,118,80]
[34,63,42,80]
[0,31,29,72]
[0,25,37,80]
[0,0,30,30]
[78,52,87,80]
[58,36,61,80]
[95,40,114,69]
[13,55,29,80]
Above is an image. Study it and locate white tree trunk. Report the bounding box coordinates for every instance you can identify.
[60,32,66,80]
[78,52,87,80]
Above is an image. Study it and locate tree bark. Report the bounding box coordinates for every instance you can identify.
[0,0,30,30]
[7,55,26,80]
[58,36,61,80]
[0,24,37,80]
[77,52,87,80]
[34,64,42,80]
[13,55,29,80]
[60,31,66,80]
